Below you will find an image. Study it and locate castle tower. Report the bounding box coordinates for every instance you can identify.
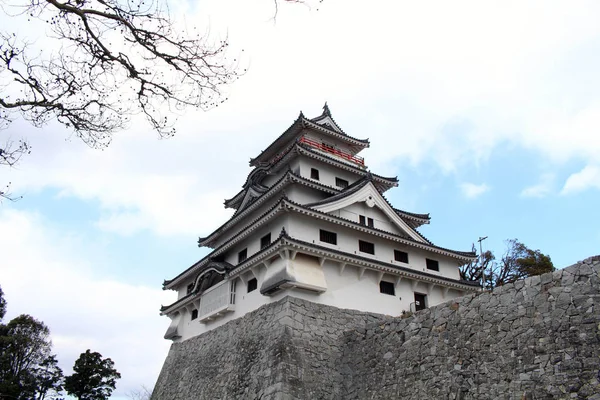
[160,105,478,342]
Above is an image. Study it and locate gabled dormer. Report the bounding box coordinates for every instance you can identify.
[306,175,428,243]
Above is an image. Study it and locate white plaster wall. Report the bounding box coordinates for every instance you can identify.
[286,213,462,281]
[172,257,466,342]
[269,261,462,317]
[177,272,271,341]
[262,168,287,187]
[297,157,361,189]
[222,218,286,266]
[338,202,402,236]
[286,183,328,205]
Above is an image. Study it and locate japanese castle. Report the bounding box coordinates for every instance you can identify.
[161,104,479,342]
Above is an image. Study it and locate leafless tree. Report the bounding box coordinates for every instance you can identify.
[1,0,242,149]
[0,139,30,200]
[126,385,152,400]
[0,0,307,199]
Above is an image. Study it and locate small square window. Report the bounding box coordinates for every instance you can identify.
[379,281,395,296]
[247,278,258,293]
[238,248,248,263]
[359,215,366,225]
[191,309,198,320]
[394,250,409,263]
[367,218,374,228]
[320,229,337,245]
[359,240,375,254]
[336,177,349,188]
[311,168,320,180]
[426,258,439,271]
[260,233,271,249]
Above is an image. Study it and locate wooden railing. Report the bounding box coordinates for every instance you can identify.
[298,136,365,166]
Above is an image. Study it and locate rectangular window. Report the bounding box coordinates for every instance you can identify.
[335,177,349,188]
[260,233,271,249]
[379,281,395,296]
[394,250,409,263]
[359,240,375,254]
[367,217,374,228]
[186,283,194,295]
[414,293,427,311]
[247,278,258,293]
[191,309,198,320]
[320,229,337,245]
[311,168,320,180]
[359,215,366,225]
[426,258,439,271]
[238,248,248,263]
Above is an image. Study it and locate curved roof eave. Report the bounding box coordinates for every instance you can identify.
[250,110,370,167]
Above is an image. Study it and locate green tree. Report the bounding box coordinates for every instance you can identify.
[64,350,121,400]
[0,285,6,321]
[461,239,554,288]
[0,314,54,399]
[31,355,64,400]
[493,239,554,287]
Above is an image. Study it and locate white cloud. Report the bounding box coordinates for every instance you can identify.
[459,182,490,199]
[561,165,600,195]
[0,208,174,396]
[2,0,600,235]
[521,173,554,198]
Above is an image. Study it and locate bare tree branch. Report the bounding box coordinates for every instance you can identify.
[1,0,242,148]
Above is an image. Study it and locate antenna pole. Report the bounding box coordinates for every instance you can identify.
[478,236,488,289]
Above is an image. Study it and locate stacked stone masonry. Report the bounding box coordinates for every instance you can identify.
[152,256,600,400]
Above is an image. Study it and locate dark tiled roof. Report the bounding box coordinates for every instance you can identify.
[165,198,476,291]
[198,168,340,246]
[283,198,475,259]
[304,174,372,207]
[392,207,430,222]
[168,199,291,288]
[278,234,480,289]
[250,107,369,166]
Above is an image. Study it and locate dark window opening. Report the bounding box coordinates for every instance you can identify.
[426,258,439,271]
[359,215,366,225]
[191,309,198,320]
[247,278,258,293]
[320,229,337,245]
[359,240,375,254]
[238,248,248,263]
[336,177,349,188]
[367,217,374,228]
[186,283,194,294]
[394,250,409,263]
[379,281,395,296]
[260,233,271,249]
[414,293,427,311]
[311,168,320,180]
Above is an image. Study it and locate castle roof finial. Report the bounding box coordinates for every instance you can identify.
[322,102,331,116]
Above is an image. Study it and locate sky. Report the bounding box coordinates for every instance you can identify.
[1,0,600,397]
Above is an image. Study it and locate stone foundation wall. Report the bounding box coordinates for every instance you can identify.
[152,257,600,400]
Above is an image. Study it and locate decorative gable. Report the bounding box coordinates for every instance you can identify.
[310,181,427,243]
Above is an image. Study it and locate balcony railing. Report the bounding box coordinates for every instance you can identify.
[298,136,365,167]
[198,280,236,322]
